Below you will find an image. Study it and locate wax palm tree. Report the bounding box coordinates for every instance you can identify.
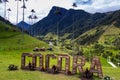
[15,0,21,24]
[72,2,77,55]
[72,2,77,40]
[31,9,35,14]
[21,0,28,21]
[54,7,62,47]
[33,15,37,23]
[0,1,3,13]
[21,3,26,21]
[32,15,38,36]
[72,2,77,8]
[54,7,62,15]
[28,15,32,35]
[3,0,9,19]
[21,0,28,44]
[7,8,11,21]
[31,9,35,24]
[28,15,32,24]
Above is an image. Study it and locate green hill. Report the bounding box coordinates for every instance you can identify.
[0,21,48,51]
[75,25,120,45]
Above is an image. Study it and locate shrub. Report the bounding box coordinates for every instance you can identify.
[104,75,111,80]
[8,64,18,71]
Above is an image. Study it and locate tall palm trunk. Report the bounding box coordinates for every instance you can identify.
[7,10,9,20]
[7,8,11,21]
[16,0,19,24]
[28,15,32,35]
[3,0,8,19]
[57,22,59,47]
[33,15,37,36]
[21,0,26,44]
[22,0,25,21]
[54,7,61,48]
[72,3,77,55]
[4,2,6,19]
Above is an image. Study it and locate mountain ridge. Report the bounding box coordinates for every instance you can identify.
[29,6,120,39]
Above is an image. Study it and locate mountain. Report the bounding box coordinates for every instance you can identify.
[17,21,30,31]
[29,6,120,42]
[29,6,107,37]
[29,6,67,35]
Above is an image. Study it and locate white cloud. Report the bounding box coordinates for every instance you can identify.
[0,0,120,24]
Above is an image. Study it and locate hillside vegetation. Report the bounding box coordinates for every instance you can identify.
[0,21,48,51]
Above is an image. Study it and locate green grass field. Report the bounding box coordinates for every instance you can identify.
[0,50,120,80]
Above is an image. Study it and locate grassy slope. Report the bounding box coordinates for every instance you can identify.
[0,21,48,51]
[0,21,79,80]
[75,25,120,44]
[0,21,120,80]
[99,25,120,43]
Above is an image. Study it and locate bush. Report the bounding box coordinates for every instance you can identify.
[8,64,18,71]
[104,75,111,80]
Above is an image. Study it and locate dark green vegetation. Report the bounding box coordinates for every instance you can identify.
[0,20,48,51]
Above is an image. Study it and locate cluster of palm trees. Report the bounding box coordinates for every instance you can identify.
[28,9,38,36]
[28,9,38,25]
[0,0,9,19]
[0,0,28,24]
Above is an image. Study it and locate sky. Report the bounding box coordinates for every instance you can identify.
[0,0,120,24]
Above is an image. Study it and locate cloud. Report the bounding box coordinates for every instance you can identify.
[75,0,93,5]
[75,0,120,13]
[0,0,120,24]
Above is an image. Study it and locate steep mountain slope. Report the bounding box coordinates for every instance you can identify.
[29,6,107,38]
[75,25,120,45]
[0,21,48,51]
[29,6,67,35]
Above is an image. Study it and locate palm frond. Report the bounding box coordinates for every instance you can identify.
[33,15,38,19]
[72,3,77,7]
[28,15,32,19]
[7,8,11,11]
[54,7,62,15]
[21,4,26,9]
[31,9,35,13]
